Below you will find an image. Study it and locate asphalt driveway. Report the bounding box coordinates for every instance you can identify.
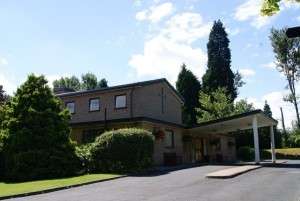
[7,160,300,201]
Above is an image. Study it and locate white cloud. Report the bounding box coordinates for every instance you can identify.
[0,57,8,65]
[247,90,296,129]
[227,27,241,36]
[234,0,273,29]
[297,16,300,22]
[0,72,17,95]
[240,68,256,77]
[262,61,276,69]
[135,2,174,23]
[130,12,211,84]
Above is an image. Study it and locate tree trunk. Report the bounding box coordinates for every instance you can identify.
[288,77,300,128]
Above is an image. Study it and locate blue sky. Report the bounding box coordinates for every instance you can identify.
[0,0,299,127]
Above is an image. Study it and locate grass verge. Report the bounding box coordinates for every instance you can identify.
[263,148,300,159]
[0,173,121,197]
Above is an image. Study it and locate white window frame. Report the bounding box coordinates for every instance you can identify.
[66,102,75,114]
[89,98,100,111]
[164,130,174,148]
[115,94,127,109]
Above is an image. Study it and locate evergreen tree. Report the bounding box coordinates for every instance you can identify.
[263,100,272,117]
[0,85,5,105]
[176,64,201,126]
[97,78,108,88]
[202,20,238,102]
[2,74,80,181]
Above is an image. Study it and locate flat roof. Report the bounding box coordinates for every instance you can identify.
[190,109,278,134]
[57,78,184,104]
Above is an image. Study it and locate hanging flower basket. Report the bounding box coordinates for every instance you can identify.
[153,130,165,140]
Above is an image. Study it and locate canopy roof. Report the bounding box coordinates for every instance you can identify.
[189,110,277,134]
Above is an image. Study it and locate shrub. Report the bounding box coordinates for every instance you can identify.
[5,147,81,181]
[76,144,93,174]
[90,128,154,173]
[237,146,255,161]
[1,75,81,181]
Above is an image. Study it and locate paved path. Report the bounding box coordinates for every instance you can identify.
[206,165,261,178]
[7,160,300,201]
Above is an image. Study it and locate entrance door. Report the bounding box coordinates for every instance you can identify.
[194,138,203,162]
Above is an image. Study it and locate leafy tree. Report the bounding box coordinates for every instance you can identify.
[197,87,234,122]
[234,99,255,115]
[53,73,108,91]
[176,64,201,126]
[1,74,80,181]
[202,20,242,102]
[81,73,98,90]
[270,28,300,128]
[98,78,108,88]
[0,85,9,105]
[261,0,300,16]
[53,76,81,91]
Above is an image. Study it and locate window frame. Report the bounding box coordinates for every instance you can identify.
[114,94,127,109]
[89,97,100,112]
[164,129,175,148]
[65,101,76,114]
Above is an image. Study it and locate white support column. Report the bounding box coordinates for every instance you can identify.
[252,115,260,164]
[270,125,276,163]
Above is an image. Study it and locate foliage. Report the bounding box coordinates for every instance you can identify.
[1,74,80,181]
[233,99,255,115]
[53,73,108,91]
[76,144,93,174]
[0,86,10,106]
[90,128,154,173]
[0,173,120,197]
[270,28,300,128]
[261,0,300,16]
[285,128,300,147]
[176,64,201,126]
[237,146,255,161]
[202,20,242,102]
[197,87,234,122]
[53,76,81,91]
[263,100,272,117]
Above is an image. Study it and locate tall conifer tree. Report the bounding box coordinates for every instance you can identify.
[202,20,237,102]
[176,64,201,126]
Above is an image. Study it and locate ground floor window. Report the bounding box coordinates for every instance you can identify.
[164,130,174,148]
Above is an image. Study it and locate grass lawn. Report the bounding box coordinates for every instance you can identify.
[0,173,121,197]
[264,148,300,159]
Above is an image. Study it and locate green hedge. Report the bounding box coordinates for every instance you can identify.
[90,128,154,173]
[237,146,255,161]
[4,147,81,181]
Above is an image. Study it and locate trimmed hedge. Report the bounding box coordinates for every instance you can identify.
[237,146,255,161]
[4,147,81,182]
[90,128,154,173]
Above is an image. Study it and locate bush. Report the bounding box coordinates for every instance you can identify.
[90,128,154,173]
[76,144,93,174]
[237,146,255,161]
[4,145,81,182]
[1,75,81,181]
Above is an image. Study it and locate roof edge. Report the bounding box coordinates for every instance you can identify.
[191,109,278,128]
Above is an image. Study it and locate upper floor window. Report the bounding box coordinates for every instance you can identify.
[115,95,126,109]
[89,98,100,111]
[164,130,174,148]
[66,102,75,114]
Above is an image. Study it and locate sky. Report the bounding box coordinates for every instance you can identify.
[0,0,300,128]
